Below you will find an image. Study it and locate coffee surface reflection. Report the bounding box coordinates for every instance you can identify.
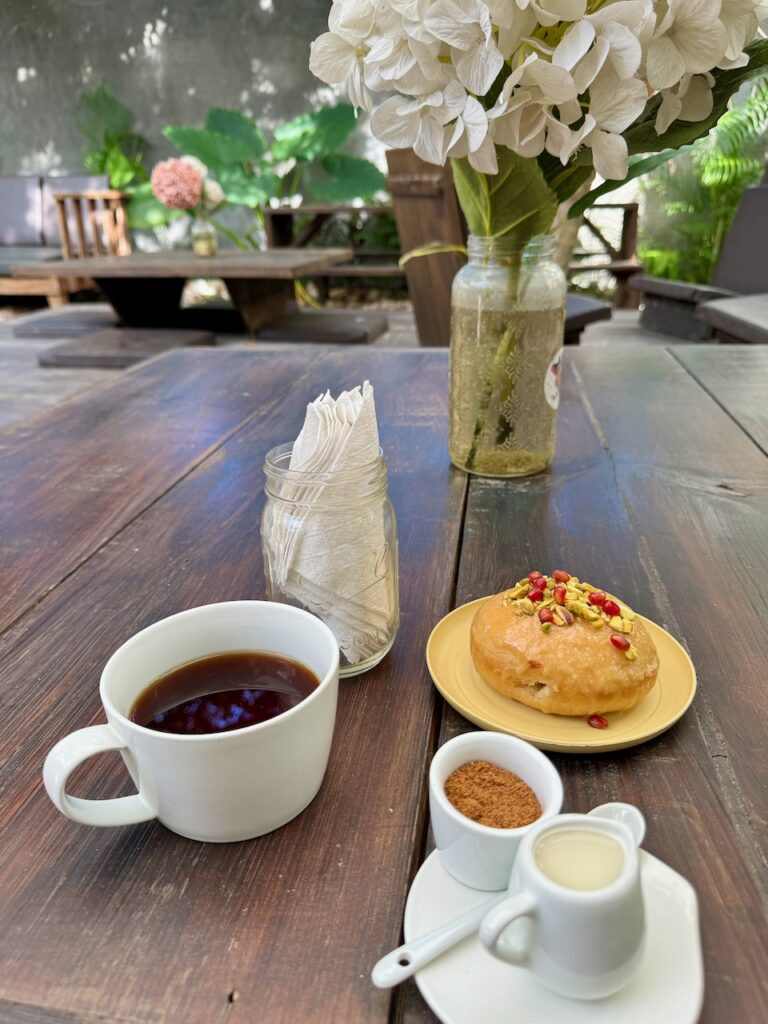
[130,651,319,735]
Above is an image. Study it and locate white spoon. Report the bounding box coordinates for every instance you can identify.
[371,892,505,989]
[371,802,646,989]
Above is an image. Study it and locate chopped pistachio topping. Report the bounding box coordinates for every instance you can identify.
[504,572,640,658]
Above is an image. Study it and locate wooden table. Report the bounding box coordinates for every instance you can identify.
[13,248,352,333]
[0,346,766,1023]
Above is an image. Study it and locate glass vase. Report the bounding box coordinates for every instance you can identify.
[191,218,218,258]
[449,234,566,477]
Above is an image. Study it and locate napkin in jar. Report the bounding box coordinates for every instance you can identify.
[267,381,394,665]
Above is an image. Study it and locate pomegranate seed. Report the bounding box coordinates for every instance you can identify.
[552,570,571,583]
[538,607,554,623]
[603,599,621,617]
[528,571,543,583]
[610,633,630,651]
[588,714,609,730]
[553,586,566,605]
[588,592,606,607]
[529,588,544,602]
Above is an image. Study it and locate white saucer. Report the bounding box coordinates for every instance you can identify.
[404,850,704,1024]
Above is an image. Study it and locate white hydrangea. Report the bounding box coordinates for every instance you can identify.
[309,0,762,181]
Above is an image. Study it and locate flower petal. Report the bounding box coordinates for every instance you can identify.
[590,130,629,180]
[461,95,490,149]
[553,20,595,70]
[602,22,642,78]
[572,36,610,92]
[309,33,358,84]
[673,20,728,73]
[654,88,682,133]
[414,117,450,165]
[468,135,499,173]
[678,74,714,122]
[646,36,687,90]
[423,0,476,48]
[524,59,578,103]
[455,40,504,94]
[370,97,420,148]
[590,68,648,132]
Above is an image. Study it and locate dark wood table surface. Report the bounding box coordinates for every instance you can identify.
[13,248,352,333]
[0,345,766,1024]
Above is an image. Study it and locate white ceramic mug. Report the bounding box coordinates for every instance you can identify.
[429,732,564,891]
[479,810,646,1000]
[43,601,340,842]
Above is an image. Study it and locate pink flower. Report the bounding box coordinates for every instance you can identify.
[151,158,203,210]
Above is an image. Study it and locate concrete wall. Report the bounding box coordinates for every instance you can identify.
[1,0,338,175]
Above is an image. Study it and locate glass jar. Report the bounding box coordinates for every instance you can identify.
[449,234,567,477]
[191,218,218,257]
[262,444,399,678]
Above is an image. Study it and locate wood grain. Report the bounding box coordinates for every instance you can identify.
[399,347,768,1023]
[13,249,353,280]
[0,349,311,636]
[0,349,466,1023]
[672,345,768,455]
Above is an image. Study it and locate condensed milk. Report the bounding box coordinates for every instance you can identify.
[534,827,625,890]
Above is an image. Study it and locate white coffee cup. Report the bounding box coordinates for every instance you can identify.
[429,732,564,891]
[43,601,340,842]
[480,810,646,1000]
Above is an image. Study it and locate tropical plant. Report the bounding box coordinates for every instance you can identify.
[75,84,149,189]
[126,104,387,243]
[638,76,768,283]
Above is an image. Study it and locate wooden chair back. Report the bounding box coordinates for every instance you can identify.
[53,190,132,260]
[385,150,466,347]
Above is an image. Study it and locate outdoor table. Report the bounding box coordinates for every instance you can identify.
[0,345,765,1023]
[12,248,352,333]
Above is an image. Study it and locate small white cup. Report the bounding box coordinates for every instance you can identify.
[429,732,564,891]
[43,601,340,842]
[480,811,646,1000]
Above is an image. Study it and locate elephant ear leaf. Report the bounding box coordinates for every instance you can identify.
[204,108,266,158]
[451,150,557,248]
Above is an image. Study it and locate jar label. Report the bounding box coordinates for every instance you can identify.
[544,350,562,410]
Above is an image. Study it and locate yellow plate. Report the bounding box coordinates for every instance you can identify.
[426,598,697,754]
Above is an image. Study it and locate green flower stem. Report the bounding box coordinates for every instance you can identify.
[465,252,522,471]
[210,217,249,250]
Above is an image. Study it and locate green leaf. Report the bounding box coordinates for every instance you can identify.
[308,154,386,202]
[75,84,135,145]
[625,39,768,156]
[163,126,255,169]
[451,149,557,246]
[217,167,281,206]
[204,108,266,158]
[125,183,184,229]
[568,148,692,219]
[271,104,356,162]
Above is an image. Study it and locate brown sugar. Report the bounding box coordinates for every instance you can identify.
[444,759,542,829]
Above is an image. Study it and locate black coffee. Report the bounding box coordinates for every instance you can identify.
[130,651,319,735]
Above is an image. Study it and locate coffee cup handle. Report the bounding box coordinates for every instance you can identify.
[479,892,537,967]
[43,724,157,827]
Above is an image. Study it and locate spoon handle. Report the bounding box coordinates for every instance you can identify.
[371,893,504,989]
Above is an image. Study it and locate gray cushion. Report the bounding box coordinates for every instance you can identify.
[0,246,60,276]
[629,274,735,305]
[697,294,768,344]
[712,187,768,295]
[0,176,43,246]
[41,174,109,247]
